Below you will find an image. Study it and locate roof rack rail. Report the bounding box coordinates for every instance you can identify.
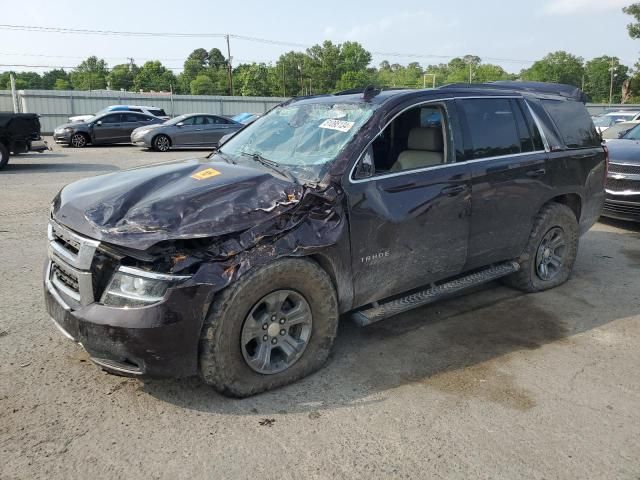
[440,81,587,103]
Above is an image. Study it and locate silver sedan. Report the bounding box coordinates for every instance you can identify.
[131,113,243,151]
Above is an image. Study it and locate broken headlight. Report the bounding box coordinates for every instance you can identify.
[100,266,190,308]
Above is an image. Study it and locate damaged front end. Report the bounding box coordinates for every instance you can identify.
[45,158,347,377]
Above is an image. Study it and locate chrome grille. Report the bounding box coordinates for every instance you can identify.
[605,177,640,193]
[47,221,100,309]
[609,163,640,175]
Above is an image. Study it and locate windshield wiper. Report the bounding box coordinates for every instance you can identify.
[240,151,298,184]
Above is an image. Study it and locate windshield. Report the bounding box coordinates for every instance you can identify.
[219,101,376,182]
[607,114,635,123]
[623,124,640,140]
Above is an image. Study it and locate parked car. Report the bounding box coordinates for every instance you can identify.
[231,112,260,125]
[69,105,170,123]
[54,111,164,147]
[44,81,605,397]
[131,113,243,151]
[0,113,48,170]
[601,121,640,140]
[602,138,640,222]
[593,110,640,133]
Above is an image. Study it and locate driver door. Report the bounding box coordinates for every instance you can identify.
[92,113,124,143]
[343,100,471,307]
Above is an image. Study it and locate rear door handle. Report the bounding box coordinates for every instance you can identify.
[441,185,467,196]
[526,168,546,178]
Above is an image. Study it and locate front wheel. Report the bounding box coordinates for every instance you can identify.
[503,202,579,292]
[199,258,339,397]
[70,133,88,148]
[153,134,171,152]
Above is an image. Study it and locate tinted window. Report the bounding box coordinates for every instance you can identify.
[178,116,196,126]
[518,100,545,151]
[460,99,520,159]
[129,108,142,113]
[419,107,442,127]
[540,99,600,149]
[623,124,640,140]
[193,116,209,125]
[124,113,144,122]
[209,116,230,125]
[101,114,122,124]
[148,109,166,116]
[511,100,534,153]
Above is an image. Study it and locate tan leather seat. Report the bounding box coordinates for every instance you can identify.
[391,128,444,171]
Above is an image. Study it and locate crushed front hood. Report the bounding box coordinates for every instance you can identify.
[52,158,304,250]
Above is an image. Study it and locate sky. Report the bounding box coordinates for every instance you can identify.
[0,0,637,74]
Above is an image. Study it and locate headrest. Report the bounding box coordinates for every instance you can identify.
[407,128,444,151]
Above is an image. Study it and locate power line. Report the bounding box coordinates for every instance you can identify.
[0,23,537,65]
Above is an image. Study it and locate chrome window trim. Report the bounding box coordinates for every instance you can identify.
[118,265,191,281]
[348,95,546,185]
[523,99,551,152]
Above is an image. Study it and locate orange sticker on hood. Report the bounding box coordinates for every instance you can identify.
[191,168,221,180]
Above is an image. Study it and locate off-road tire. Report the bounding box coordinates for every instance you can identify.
[0,143,9,169]
[503,202,579,292]
[199,258,339,397]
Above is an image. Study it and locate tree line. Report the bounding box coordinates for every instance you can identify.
[3,4,640,103]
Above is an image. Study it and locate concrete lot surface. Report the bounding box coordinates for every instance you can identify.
[1,140,639,479]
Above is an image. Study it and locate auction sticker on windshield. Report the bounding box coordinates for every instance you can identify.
[191,168,221,180]
[319,119,355,132]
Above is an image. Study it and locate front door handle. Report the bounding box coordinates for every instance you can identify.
[441,185,467,196]
[526,168,546,178]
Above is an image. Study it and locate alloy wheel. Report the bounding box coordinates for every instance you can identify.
[535,227,567,281]
[241,290,313,375]
[70,134,86,148]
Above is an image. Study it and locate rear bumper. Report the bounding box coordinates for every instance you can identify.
[43,260,214,378]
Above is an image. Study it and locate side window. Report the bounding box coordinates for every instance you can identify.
[354,103,449,178]
[179,116,196,126]
[148,109,166,117]
[511,100,534,153]
[124,113,143,123]
[210,116,230,124]
[459,99,520,159]
[519,100,545,151]
[193,116,209,125]
[540,99,600,149]
[101,114,122,124]
[624,124,640,140]
[129,108,142,113]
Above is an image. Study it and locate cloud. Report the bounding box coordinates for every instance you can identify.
[543,0,628,15]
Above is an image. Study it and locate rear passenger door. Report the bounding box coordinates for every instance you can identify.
[456,97,550,269]
[205,116,235,145]
[119,113,148,141]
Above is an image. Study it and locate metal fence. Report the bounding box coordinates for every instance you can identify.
[1,88,639,133]
[0,89,288,133]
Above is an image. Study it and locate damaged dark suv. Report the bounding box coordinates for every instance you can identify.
[44,82,606,397]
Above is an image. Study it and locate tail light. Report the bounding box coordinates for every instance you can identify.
[602,144,609,178]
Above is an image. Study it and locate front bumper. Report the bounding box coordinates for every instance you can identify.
[43,220,214,378]
[53,131,72,145]
[603,194,640,222]
[130,132,153,147]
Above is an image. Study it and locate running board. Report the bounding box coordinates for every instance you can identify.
[351,261,520,327]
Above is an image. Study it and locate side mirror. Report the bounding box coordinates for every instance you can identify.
[96,120,103,126]
[355,148,375,179]
[176,122,184,127]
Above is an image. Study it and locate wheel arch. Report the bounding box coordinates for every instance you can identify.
[547,192,582,222]
[152,133,172,147]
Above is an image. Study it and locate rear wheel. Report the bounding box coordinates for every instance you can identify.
[70,133,88,148]
[0,143,9,169]
[503,202,579,292]
[153,134,171,152]
[199,258,339,397]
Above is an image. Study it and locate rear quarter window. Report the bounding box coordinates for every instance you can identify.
[540,99,600,149]
[148,109,167,117]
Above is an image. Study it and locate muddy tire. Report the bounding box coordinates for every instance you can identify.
[0,143,9,170]
[503,202,579,293]
[199,258,339,398]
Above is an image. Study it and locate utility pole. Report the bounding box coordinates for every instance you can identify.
[10,73,19,113]
[225,34,234,96]
[609,58,617,107]
[282,63,286,97]
[469,63,473,84]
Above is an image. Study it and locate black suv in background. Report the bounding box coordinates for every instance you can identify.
[0,113,47,169]
[44,82,605,397]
